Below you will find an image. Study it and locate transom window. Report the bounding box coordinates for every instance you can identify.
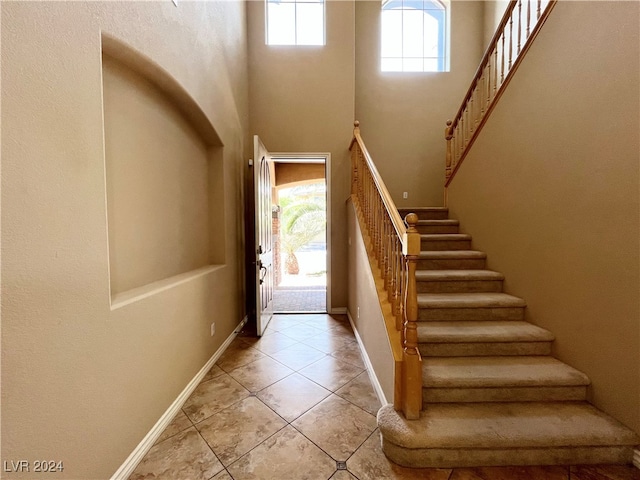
[381,0,449,72]
[266,0,325,46]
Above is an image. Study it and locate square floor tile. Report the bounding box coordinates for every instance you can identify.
[331,471,358,480]
[227,425,336,480]
[347,430,452,480]
[257,373,331,422]
[196,396,287,466]
[228,356,294,392]
[129,427,223,480]
[251,332,298,355]
[335,371,381,416]
[182,374,249,423]
[216,341,266,372]
[212,470,234,480]
[279,323,327,341]
[299,355,364,391]
[292,394,377,461]
[301,334,356,354]
[155,409,193,445]
[269,342,327,371]
[265,315,306,331]
[331,344,366,369]
[201,364,226,384]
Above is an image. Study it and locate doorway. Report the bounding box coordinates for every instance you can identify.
[271,155,329,313]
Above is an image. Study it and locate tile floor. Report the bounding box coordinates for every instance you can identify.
[129,314,640,480]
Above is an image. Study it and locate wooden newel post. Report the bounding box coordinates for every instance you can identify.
[351,121,360,196]
[445,120,453,180]
[402,213,423,420]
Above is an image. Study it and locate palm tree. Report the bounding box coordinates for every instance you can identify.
[279,186,326,275]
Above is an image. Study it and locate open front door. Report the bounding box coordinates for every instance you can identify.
[254,136,274,336]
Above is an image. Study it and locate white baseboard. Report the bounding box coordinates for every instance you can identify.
[110,318,245,480]
[330,307,347,315]
[346,309,388,407]
[633,448,640,469]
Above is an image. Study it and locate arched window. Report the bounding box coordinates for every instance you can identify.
[381,0,449,72]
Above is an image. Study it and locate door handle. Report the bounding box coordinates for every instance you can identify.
[259,264,267,285]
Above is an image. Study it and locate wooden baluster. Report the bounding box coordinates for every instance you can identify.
[393,237,402,330]
[445,120,453,180]
[517,0,522,55]
[402,213,422,420]
[509,10,513,69]
[351,121,360,196]
[501,31,506,83]
[397,251,405,331]
[491,45,498,96]
[480,69,486,115]
[383,213,388,276]
[390,236,397,313]
[537,0,542,19]
[526,0,531,37]
[485,62,490,110]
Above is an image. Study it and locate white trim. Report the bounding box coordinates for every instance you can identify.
[346,309,388,406]
[633,448,640,470]
[110,318,244,480]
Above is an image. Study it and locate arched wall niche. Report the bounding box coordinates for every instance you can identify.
[101,33,222,146]
[100,33,226,304]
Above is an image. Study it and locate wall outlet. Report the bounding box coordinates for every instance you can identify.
[403,191,408,199]
[210,323,215,336]
[357,306,360,319]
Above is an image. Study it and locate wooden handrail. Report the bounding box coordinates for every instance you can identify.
[350,121,422,420]
[445,0,557,190]
[351,122,406,240]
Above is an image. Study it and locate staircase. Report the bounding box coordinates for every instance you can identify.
[378,207,639,468]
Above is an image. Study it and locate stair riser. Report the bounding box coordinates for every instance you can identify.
[416,225,459,234]
[399,210,449,221]
[419,342,552,357]
[417,258,486,270]
[381,442,635,469]
[422,386,587,404]
[417,280,503,293]
[418,307,525,322]
[421,240,472,251]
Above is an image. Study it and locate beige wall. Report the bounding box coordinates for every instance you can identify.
[247,0,356,309]
[482,0,509,47]
[347,201,395,402]
[1,1,249,478]
[102,54,224,296]
[447,1,640,434]
[354,0,485,207]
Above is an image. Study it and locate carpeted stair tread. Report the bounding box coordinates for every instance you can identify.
[419,250,486,260]
[416,270,504,282]
[416,219,459,226]
[420,233,472,241]
[399,207,449,214]
[422,356,590,388]
[418,292,526,309]
[377,402,640,450]
[417,321,554,343]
